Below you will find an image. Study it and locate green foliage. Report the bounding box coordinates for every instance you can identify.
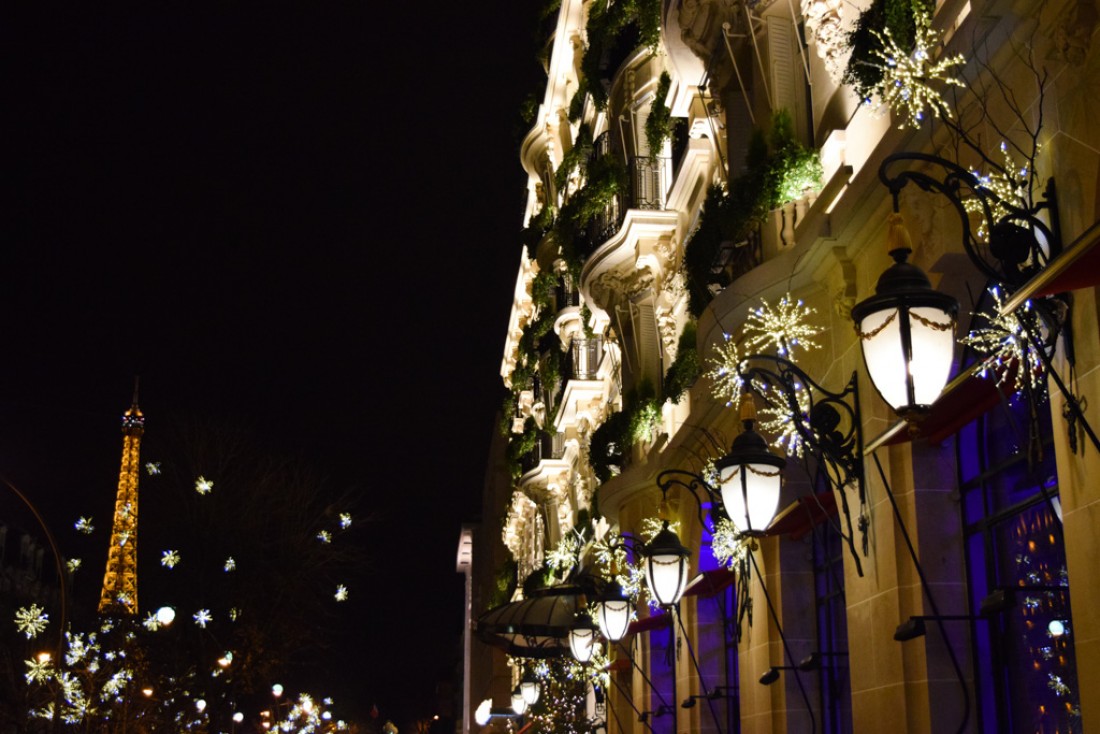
[589,409,630,484]
[507,416,543,478]
[663,321,701,402]
[843,0,935,101]
[555,126,594,193]
[683,110,822,317]
[490,557,519,609]
[645,72,673,155]
[588,382,663,483]
[766,109,824,208]
[577,0,661,110]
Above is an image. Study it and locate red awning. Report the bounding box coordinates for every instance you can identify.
[683,567,737,597]
[764,489,838,540]
[627,612,671,635]
[1011,219,1100,302]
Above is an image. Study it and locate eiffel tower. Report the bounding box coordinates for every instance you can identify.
[97,384,144,615]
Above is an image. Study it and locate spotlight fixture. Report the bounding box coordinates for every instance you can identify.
[797,651,849,671]
[758,665,797,685]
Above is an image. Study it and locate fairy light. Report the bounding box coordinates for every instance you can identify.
[744,294,821,359]
[707,334,745,408]
[15,604,49,639]
[863,19,966,128]
[961,286,1044,392]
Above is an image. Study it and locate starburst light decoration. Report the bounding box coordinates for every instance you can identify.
[317,530,332,544]
[546,532,581,574]
[864,19,966,127]
[142,612,161,631]
[67,558,82,574]
[193,609,213,629]
[24,656,53,684]
[75,517,95,535]
[161,550,181,569]
[15,604,49,639]
[710,518,751,570]
[756,378,813,457]
[960,286,1045,392]
[224,557,236,572]
[145,461,161,475]
[194,476,214,495]
[334,585,348,602]
[339,512,352,529]
[744,294,821,358]
[707,333,745,408]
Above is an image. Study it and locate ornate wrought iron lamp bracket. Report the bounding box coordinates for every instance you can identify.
[879,152,1061,289]
[738,354,868,574]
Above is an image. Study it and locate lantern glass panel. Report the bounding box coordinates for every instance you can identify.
[645,553,688,606]
[596,599,632,642]
[859,307,908,411]
[719,462,782,534]
[569,627,596,663]
[908,306,955,405]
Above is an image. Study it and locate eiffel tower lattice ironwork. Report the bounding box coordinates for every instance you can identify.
[98,387,144,615]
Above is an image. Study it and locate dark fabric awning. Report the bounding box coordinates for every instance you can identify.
[475,584,583,659]
[765,489,838,540]
[1007,219,1100,304]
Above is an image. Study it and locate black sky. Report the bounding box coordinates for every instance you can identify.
[5,2,542,725]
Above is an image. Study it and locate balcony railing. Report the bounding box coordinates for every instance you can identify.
[629,155,671,210]
[555,277,581,310]
[520,432,567,474]
[568,336,605,381]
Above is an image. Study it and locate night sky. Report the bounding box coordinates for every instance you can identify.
[5,2,542,726]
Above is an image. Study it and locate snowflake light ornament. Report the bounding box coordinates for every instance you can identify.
[744,294,821,359]
[142,613,161,631]
[224,557,237,572]
[960,287,1045,392]
[195,476,214,495]
[335,584,349,602]
[67,558,82,574]
[710,519,751,570]
[546,533,580,574]
[161,550,181,569]
[15,604,49,638]
[75,517,94,535]
[145,461,161,475]
[193,609,213,628]
[339,512,352,529]
[317,530,332,544]
[24,656,53,684]
[865,20,966,128]
[707,334,745,408]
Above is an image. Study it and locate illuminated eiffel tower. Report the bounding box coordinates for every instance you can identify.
[98,385,145,616]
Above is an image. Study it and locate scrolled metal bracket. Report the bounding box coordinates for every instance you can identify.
[879,152,1061,289]
[737,354,867,576]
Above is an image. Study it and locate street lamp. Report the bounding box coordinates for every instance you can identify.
[519,669,541,705]
[715,398,786,534]
[569,606,598,663]
[593,580,632,642]
[851,212,958,421]
[642,521,692,607]
[510,686,528,715]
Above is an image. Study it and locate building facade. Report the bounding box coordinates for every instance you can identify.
[467,0,1100,732]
